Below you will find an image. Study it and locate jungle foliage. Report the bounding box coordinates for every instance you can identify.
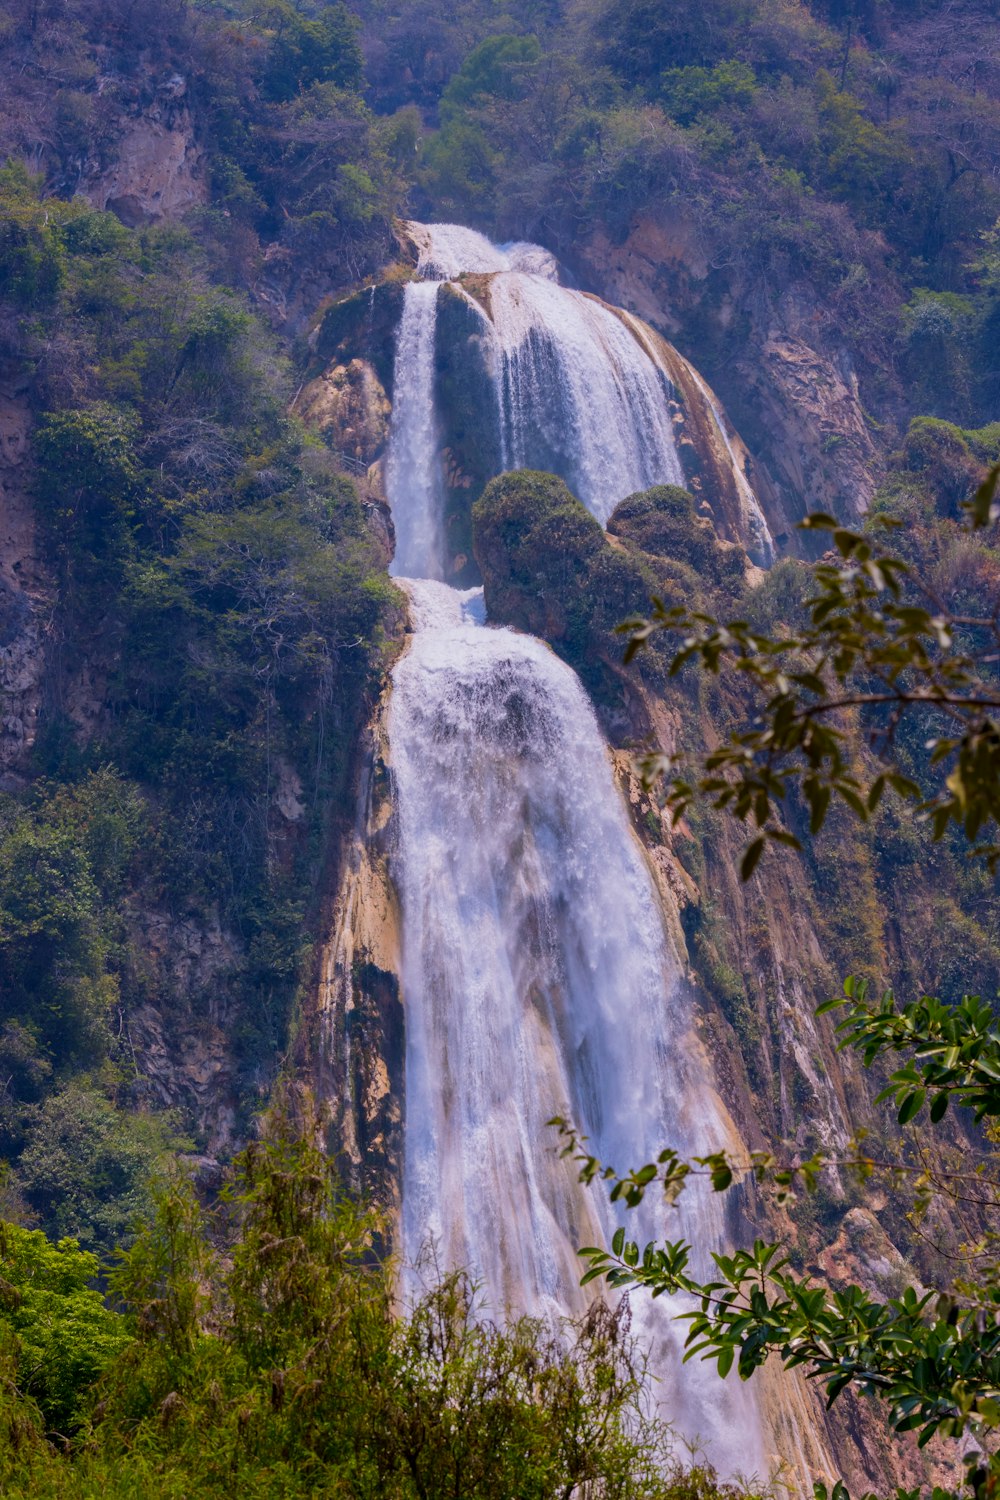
[0,1108,758,1500]
[0,161,402,1239]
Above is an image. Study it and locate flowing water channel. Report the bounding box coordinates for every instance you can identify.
[384,223,768,1477]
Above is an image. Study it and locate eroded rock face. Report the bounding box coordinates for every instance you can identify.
[294,358,391,467]
[308,716,405,1211]
[126,906,243,1154]
[575,210,885,538]
[0,396,49,782]
[87,111,206,226]
[750,330,880,525]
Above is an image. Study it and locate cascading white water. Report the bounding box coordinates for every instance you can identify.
[390,578,765,1475]
[407,221,686,528]
[677,362,775,567]
[384,280,446,580]
[382,220,769,1480]
[489,272,686,521]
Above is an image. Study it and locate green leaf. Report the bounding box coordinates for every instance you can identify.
[929,1092,949,1124]
[897,1088,926,1124]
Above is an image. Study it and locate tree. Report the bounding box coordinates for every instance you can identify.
[0,1098,742,1497]
[0,1221,130,1435]
[563,470,1000,1500]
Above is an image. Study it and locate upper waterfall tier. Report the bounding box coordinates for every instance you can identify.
[386,221,774,574]
[408,221,560,282]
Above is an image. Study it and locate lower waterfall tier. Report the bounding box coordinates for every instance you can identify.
[388,578,765,1478]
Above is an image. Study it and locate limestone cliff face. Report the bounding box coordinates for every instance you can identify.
[304,708,405,1213]
[82,88,205,225]
[574,211,884,538]
[46,69,208,227]
[294,359,391,469]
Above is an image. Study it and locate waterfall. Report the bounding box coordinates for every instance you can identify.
[390,578,765,1474]
[489,273,685,522]
[404,221,687,529]
[384,281,446,580]
[380,220,770,1482]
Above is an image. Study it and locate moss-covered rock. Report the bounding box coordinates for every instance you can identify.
[608,484,743,590]
[898,417,982,516]
[313,282,406,396]
[472,469,664,711]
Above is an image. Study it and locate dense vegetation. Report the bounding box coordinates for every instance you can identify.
[363,0,1000,428]
[0,1104,763,1499]
[0,158,401,1245]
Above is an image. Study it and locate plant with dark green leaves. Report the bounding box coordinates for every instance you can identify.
[555,969,1000,1500]
[622,475,1000,877]
[568,477,1000,1500]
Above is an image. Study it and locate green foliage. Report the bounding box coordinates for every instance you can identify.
[17,1085,179,1258]
[817,977,1000,1126]
[440,32,542,118]
[608,485,743,588]
[0,162,402,1191]
[0,163,70,307]
[34,405,140,578]
[0,1222,130,1435]
[472,470,665,706]
[659,62,759,126]
[257,2,364,102]
[623,503,1000,873]
[0,1111,740,1498]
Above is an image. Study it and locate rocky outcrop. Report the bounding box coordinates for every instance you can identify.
[86,106,206,226]
[125,906,244,1154]
[308,712,405,1211]
[749,330,881,526]
[311,282,407,396]
[0,394,50,783]
[294,358,391,468]
[617,311,776,563]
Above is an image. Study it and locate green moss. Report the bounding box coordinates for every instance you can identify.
[608,485,744,590]
[473,469,664,707]
[897,417,982,515]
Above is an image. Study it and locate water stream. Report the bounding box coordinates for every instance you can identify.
[384,222,768,1478]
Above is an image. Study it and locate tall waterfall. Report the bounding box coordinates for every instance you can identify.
[384,281,446,580]
[381,223,770,1479]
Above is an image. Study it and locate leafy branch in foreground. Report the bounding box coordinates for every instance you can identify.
[577,1232,1000,1451]
[622,479,1000,876]
[558,974,1000,1500]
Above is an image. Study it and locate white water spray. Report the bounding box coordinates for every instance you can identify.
[489,272,686,521]
[390,578,764,1473]
[384,280,446,580]
[382,221,770,1480]
[405,221,687,533]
